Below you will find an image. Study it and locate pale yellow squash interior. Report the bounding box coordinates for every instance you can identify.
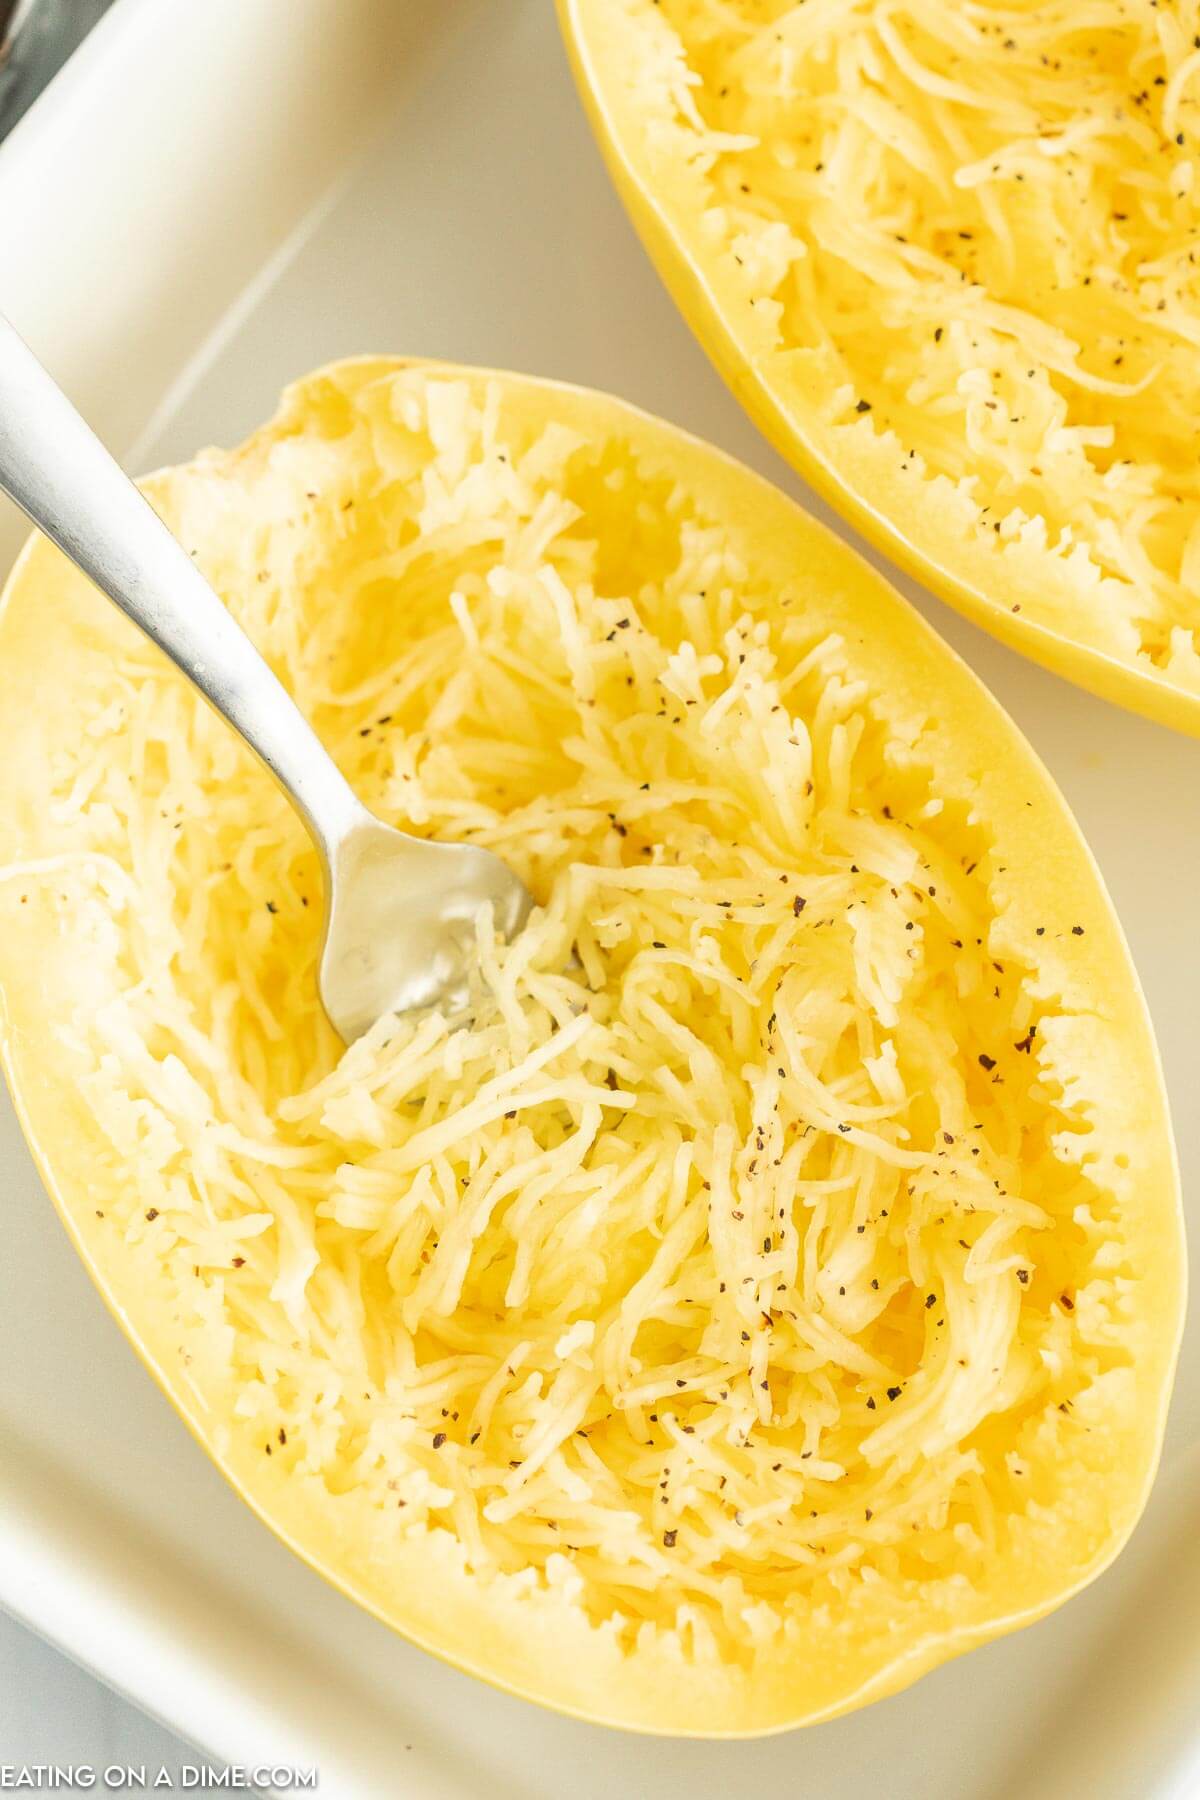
[0,359,1183,1733]
[561,0,1200,734]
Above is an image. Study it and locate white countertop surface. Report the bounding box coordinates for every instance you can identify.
[0,1609,214,1776]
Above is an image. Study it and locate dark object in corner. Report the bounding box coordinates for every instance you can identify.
[0,0,114,143]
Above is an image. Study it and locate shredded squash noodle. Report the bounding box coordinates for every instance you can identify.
[10,367,1138,1663]
[625,0,1200,691]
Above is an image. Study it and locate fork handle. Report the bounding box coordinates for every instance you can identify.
[0,313,365,863]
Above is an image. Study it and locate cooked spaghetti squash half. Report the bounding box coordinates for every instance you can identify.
[0,359,1182,1733]
[560,0,1200,733]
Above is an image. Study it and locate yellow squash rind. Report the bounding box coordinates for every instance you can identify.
[558,0,1200,737]
[0,359,1184,1734]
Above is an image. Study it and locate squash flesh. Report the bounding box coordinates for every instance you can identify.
[561,0,1200,733]
[0,359,1182,1732]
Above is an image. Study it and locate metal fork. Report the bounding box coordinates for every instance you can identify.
[0,315,532,1041]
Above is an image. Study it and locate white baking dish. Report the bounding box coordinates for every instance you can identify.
[0,1,1197,1792]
